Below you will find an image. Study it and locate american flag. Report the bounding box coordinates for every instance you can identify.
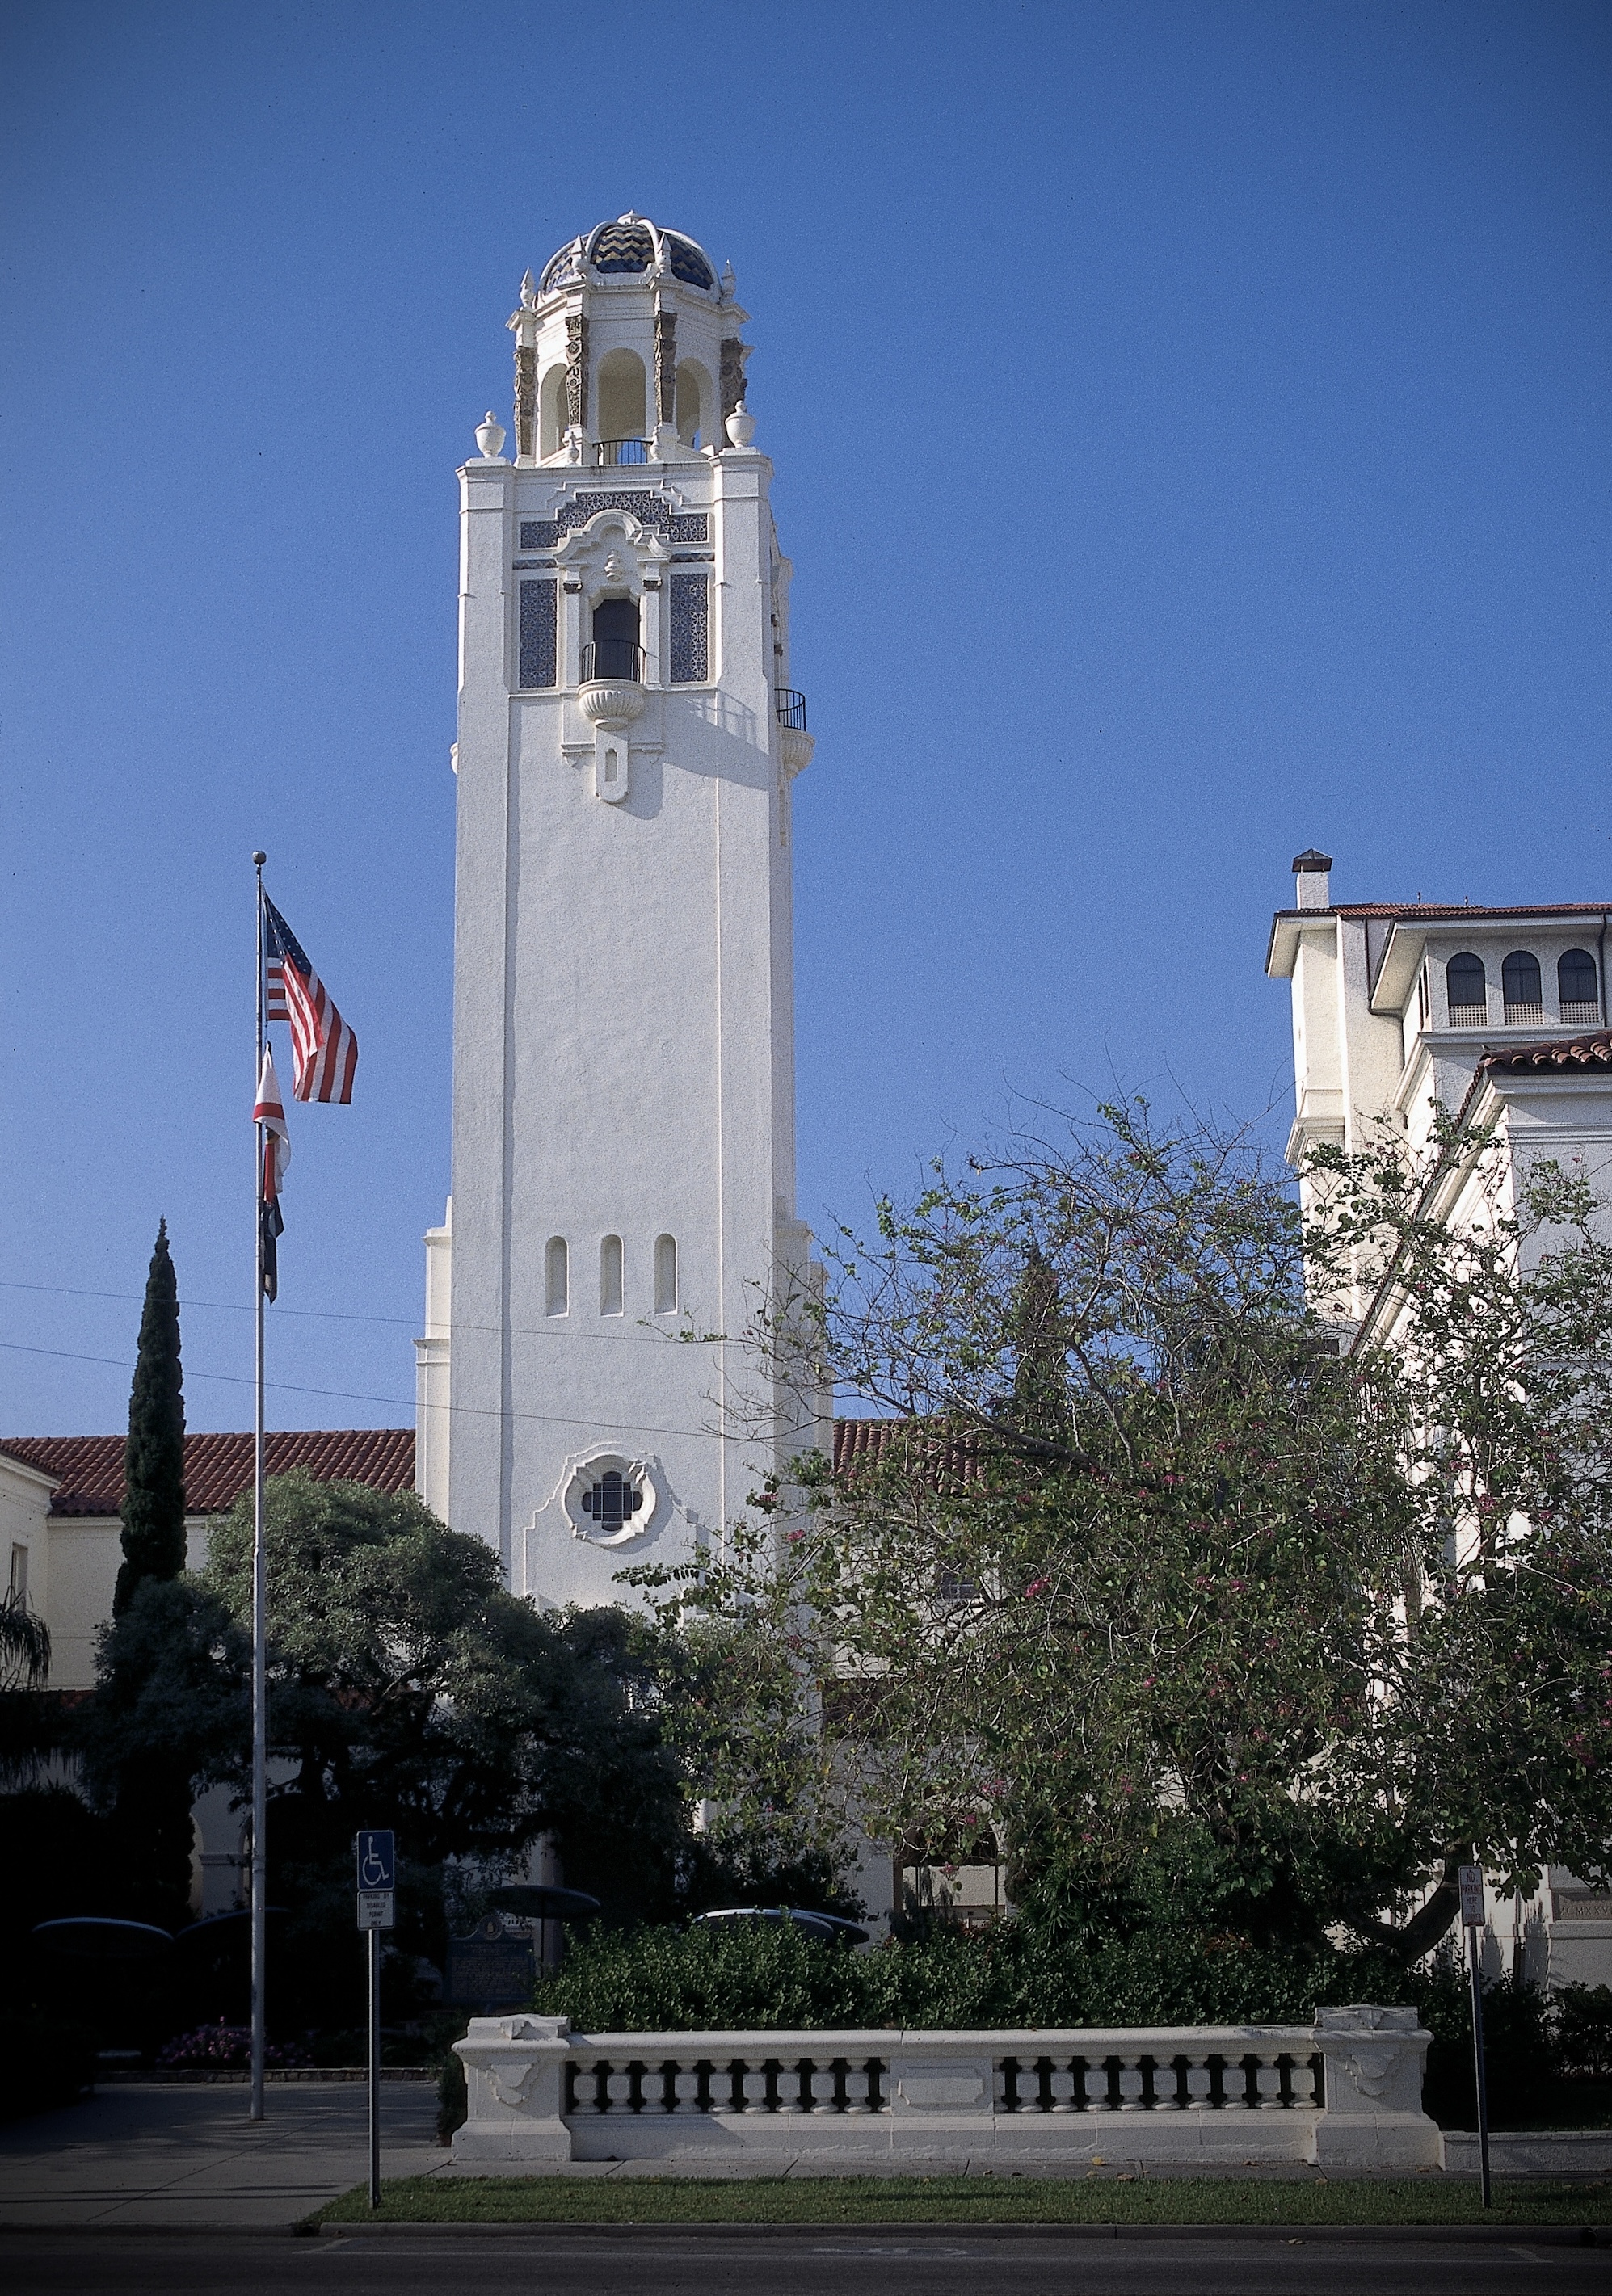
[263,896,358,1104]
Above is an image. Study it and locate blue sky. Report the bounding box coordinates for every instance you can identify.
[2,0,1609,1436]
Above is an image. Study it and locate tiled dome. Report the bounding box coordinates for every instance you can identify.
[538,214,718,296]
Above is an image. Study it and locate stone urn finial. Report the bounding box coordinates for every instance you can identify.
[725,402,756,449]
[475,411,507,460]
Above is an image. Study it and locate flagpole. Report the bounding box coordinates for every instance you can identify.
[250,851,268,2123]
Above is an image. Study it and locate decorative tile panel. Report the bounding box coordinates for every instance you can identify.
[518,579,557,690]
[520,498,708,552]
[668,572,709,684]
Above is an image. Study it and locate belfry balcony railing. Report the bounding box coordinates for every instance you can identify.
[593,438,650,467]
[775,688,807,730]
[581,640,643,683]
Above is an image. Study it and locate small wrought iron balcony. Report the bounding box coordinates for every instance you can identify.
[581,640,643,683]
[776,688,807,730]
[593,437,650,467]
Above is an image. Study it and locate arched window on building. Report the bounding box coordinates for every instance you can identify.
[600,1234,624,1317]
[675,360,711,448]
[596,348,646,455]
[1446,952,1487,1025]
[539,364,567,460]
[1559,948,1601,1025]
[545,1236,568,1317]
[587,595,639,683]
[653,1234,677,1315]
[1502,950,1543,1022]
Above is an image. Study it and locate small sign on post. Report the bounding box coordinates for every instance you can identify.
[354,1830,395,2212]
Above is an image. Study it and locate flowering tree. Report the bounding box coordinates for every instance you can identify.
[633,1103,1612,1953]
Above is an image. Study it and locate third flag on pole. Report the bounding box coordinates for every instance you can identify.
[254,1045,290,1302]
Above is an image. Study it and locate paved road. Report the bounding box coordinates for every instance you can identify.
[6,2229,1612,2296]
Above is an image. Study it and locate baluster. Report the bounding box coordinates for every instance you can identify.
[1289,2055,1318,2109]
[1117,2054,1146,2111]
[1256,2051,1285,2109]
[810,2058,840,2113]
[777,2058,806,2114]
[1220,2054,1252,2110]
[583,2060,608,2113]
[605,2063,633,2116]
[1185,2054,1214,2110]
[993,2059,1011,2113]
[742,2057,771,2113]
[1151,2054,1182,2110]
[672,2064,701,2114]
[713,2058,743,2114]
[844,2060,871,2114]
[1049,2062,1077,2113]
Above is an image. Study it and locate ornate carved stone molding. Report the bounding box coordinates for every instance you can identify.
[566,313,590,433]
[514,345,537,462]
[719,336,751,423]
[654,310,677,427]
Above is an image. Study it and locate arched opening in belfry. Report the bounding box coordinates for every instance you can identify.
[676,360,711,448]
[596,348,647,445]
[539,364,567,459]
[588,594,640,681]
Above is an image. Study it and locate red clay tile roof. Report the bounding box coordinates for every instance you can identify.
[832,1417,986,1482]
[1276,902,1612,923]
[1479,1031,1612,1077]
[0,1429,416,1518]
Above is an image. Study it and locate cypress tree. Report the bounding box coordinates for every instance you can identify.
[115,1220,187,1615]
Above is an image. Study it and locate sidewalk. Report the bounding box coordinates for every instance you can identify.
[0,2079,448,2228]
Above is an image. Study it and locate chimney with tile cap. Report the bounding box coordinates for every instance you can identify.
[1293,848,1332,910]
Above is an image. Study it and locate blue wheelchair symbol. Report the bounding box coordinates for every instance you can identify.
[356,1830,395,1891]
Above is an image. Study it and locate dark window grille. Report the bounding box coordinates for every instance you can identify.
[581,1470,642,1537]
[518,579,557,689]
[669,571,708,683]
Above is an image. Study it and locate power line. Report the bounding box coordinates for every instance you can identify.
[0,1338,747,1445]
[0,1276,720,1350]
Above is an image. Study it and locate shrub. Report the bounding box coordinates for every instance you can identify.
[156,2025,310,2068]
[1556,1985,1612,2080]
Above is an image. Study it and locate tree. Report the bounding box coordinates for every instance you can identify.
[638,1100,1612,1957]
[114,1219,186,1615]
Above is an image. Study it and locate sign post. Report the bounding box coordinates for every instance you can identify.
[1458,1861,1492,2209]
[356,1831,395,2212]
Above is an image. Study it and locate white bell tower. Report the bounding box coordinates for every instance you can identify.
[415,214,821,1603]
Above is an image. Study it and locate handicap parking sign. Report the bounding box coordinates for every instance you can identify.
[356,1830,396,1891]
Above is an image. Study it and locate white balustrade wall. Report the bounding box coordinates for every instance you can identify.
[453,2004,1441,2171]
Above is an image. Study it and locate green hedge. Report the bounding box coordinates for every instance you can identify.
[530,1920,1414,2034]
[0,2011,97,2122]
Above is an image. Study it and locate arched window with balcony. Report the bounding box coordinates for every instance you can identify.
[653,1234,677,1315]
[1502,950,1543,1021]
[596,348,647,463]
[600,1234,624,1317]
[1559,948,1601,1024]
[587,595,640,683]
[1446,952,1487,1024]
[545,1236,569,1318]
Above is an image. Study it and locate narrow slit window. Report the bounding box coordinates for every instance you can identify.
[1559,948,1601,1024]
[545,1236,569,1317]
[654,1234,678,1314]
[600,1234,624,1316]
[1446,952,1486,1024]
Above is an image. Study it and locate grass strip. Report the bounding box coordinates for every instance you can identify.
[319,2173,1612,2228]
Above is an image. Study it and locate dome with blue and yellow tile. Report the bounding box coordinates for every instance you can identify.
[538,214,717,297]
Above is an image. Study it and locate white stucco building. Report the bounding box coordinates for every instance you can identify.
[414,215,825,1607]
[1269,850,1612,1985]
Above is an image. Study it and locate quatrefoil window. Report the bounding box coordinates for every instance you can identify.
[580,1470,642,1537]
